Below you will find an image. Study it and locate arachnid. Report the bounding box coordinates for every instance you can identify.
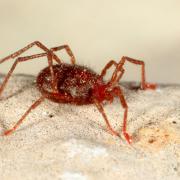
[0,41,156,143]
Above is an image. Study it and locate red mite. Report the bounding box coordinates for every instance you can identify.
[0,41,156,144]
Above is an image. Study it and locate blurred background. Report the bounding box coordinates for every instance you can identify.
[0,0,180,84]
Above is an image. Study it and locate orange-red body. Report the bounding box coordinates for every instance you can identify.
[37,64,108,105]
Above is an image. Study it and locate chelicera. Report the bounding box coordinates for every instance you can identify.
[0,41,156,143]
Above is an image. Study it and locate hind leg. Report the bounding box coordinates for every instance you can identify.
[3,96,45,136]
[0,41,62,94]
[117,56,156,90]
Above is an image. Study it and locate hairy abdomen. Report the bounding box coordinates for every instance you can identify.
[36,64,101,104]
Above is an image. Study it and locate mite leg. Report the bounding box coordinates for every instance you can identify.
[100,60,125,87]
[112,86,132,144]
[100,60,117,78]
[0,41,61,93]
[112,56,156,90]
[93,99,120,137]
[109,67,125,86]
[0,41,61,64]
[50,44,76,64]
[0,53,56,97]
[115,68,125,83]
[3,96,45,136]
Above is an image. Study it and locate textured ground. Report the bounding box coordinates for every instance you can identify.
[0,74,179,180]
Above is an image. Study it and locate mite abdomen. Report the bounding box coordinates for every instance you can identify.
[36,64,100,104]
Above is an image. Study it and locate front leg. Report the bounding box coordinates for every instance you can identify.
[93,98,120,137]
[100,60,118,78]
[117,56,156,90]
[112,86,132,144]
[100,60,125,86]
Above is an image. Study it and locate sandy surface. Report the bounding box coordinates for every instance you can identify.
[0,74,180,180]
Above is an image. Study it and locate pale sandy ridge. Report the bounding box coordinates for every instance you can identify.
[0,74,179,180]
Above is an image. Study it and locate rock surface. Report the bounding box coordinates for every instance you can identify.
[0,74,179,180]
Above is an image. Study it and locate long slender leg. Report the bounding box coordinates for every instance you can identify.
[0,53,56,97]
[50,44,76,64]
[100,59,125,86]
[0,41,61,94]
[116,68,125,83]
[0,41,61,64]
[3,96,45,135]
[109,67,125,87]
[112,86,132,144]
[100,60,117,78]
[0,43,78,96]
[93,98,120,137]
[110,56,156,90]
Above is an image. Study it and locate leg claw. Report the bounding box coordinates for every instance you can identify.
[3,129,13,136]
[143,83,157,90]
[123,132,132,144]
[109,129,120,137]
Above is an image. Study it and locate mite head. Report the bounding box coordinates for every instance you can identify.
[92,79,113,102]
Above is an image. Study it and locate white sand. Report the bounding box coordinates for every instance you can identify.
[0,74,179,180]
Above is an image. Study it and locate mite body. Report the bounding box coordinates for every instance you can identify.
[0,41,156,144]
[37,63,101,105]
